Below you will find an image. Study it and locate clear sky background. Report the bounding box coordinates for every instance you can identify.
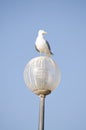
[0,0,86,130]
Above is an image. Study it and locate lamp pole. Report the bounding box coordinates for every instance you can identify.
[24,56,61,130]
[39,95,45,130]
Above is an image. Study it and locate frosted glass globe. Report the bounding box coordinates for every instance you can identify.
[24,56,61,95]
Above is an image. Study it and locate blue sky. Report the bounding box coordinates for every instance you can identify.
[0,0,86,130]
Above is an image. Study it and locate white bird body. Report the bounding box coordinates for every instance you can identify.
[35,30,53,56]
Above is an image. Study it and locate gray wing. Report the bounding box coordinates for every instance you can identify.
[46,40,53,55]
[35,44,40,52]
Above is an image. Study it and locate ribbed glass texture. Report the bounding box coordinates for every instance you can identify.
[24,56,61,92]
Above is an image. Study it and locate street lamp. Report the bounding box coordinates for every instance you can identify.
[24,56,61,130]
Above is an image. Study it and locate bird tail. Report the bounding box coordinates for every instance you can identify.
[50,51,54,55]
[46,51,54,57]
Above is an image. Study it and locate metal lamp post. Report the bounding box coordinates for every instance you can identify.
[24,56,61,130]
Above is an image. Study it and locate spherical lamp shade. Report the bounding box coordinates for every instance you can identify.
[24,56,61,95]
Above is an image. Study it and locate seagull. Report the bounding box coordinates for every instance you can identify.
[35,30,53,56]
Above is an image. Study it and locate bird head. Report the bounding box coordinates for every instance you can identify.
[38,30,47,35]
